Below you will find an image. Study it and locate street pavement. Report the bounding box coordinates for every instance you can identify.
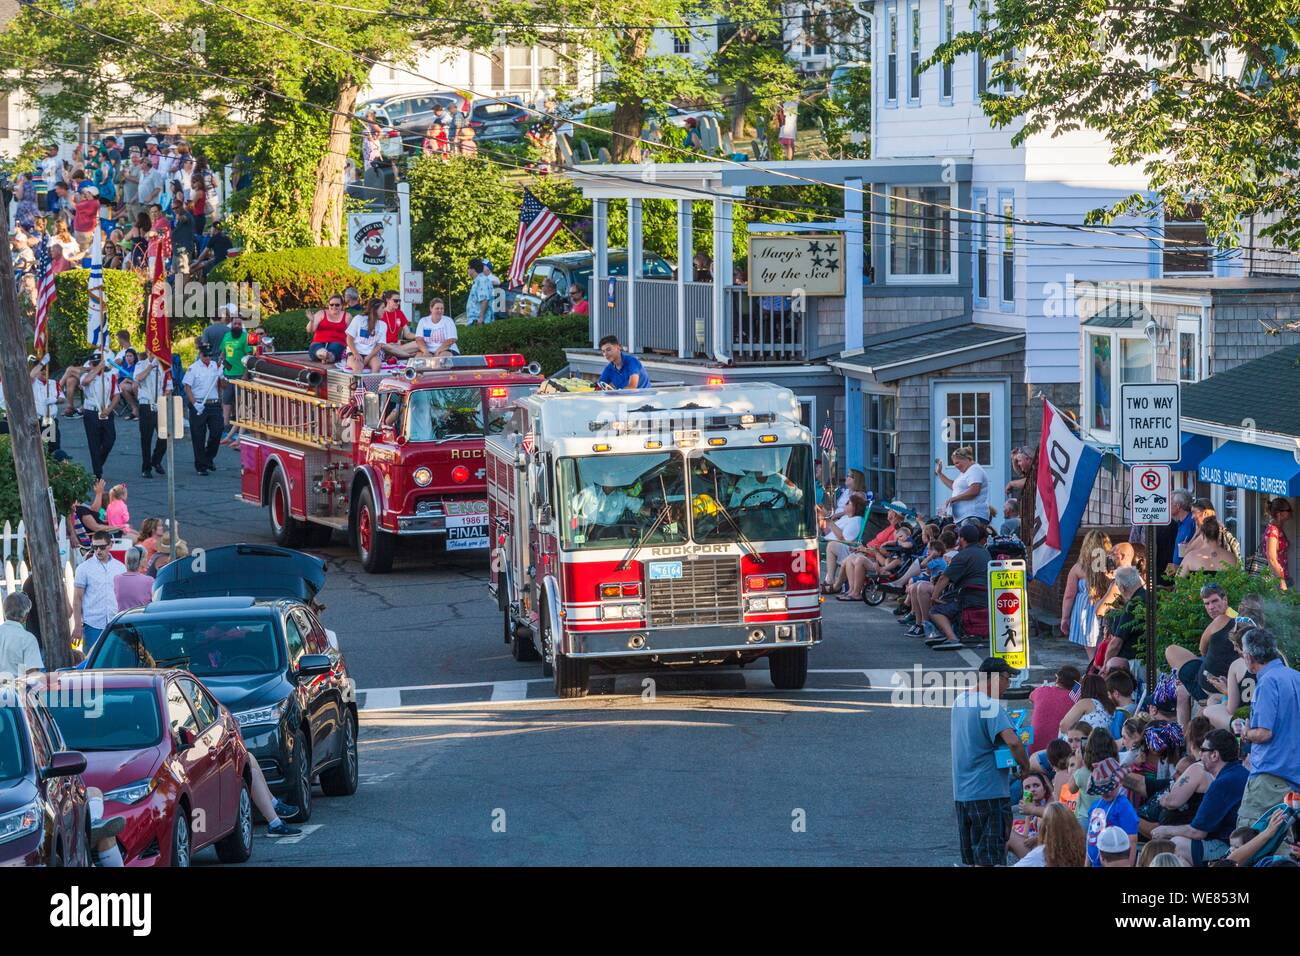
[57,411,1089,866]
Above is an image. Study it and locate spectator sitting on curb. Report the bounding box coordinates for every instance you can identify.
[1014,803,1086,867]
[1153,728,1250,866]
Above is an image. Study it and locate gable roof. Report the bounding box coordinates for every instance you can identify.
[1181,345,1300,438]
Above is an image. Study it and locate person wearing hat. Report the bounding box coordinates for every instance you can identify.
[200,303,235,357]
[1083,748,1140,866]
[1095,825,1134,866]
[950,656,1030,866]
[909,522,991,649]
[154,530,190,570]
[183,340,224,475]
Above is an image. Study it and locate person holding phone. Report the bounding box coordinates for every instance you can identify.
[346,298,388,373]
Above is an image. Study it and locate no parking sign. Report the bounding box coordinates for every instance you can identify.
[988,560,1029,671]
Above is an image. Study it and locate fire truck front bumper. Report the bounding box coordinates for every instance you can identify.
[562,619,822,659]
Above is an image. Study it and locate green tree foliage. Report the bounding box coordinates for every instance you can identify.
[406,156,523,309]
[1143,565,1299,664]
[48,269,146,367]
[931,0,1300,248]
[0,436,94,529]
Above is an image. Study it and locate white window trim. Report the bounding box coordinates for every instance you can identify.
[884,2,899,107]
[1161,207,1214,277]
[939,0,955,104]
[1177,315,1202,383]
[1082,328,1157,445]
[884,183,959,285]
[906,0,921,105]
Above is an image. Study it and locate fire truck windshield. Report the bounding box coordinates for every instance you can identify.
[690,445,815,543]
[405,386,532,442]
[558,453,688,550]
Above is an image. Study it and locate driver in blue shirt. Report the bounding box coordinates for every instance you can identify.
[729,468,801,508]
[597,335,650,390]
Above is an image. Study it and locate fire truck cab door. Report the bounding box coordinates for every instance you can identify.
[366,393,405,513]
[527,454,555,601]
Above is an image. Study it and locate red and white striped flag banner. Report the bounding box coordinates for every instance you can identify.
[507,189,562,289]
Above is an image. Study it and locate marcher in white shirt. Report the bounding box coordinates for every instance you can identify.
[73,534,127,647]
[383,298,459,358]
[79,353,120,479]
[183,343,223,474]
[0,592,43,678]
[135,351,169,478]
[27,355,62,452]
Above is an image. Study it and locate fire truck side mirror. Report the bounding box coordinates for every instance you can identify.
[363,392,380,430]
[538,503,554,527]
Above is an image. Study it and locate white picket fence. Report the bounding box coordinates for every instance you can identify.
[0,519,79,606]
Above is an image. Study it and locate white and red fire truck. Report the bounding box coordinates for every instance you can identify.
[234,352,542,572]
[487,382,822,698]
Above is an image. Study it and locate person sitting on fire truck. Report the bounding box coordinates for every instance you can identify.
[346,299,389,373]
[381,298,459,359]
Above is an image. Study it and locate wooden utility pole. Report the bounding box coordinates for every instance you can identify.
[0,197,73,669]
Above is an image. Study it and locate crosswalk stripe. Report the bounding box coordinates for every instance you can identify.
[490,680,531,701]
[362,688,402,711]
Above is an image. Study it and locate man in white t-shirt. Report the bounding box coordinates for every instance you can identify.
[383,298,459,358]
[935,447,990,523]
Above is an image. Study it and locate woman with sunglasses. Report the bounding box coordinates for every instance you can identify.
[307,295,350,364]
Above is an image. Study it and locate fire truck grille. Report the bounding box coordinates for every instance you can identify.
[646,557,742,627]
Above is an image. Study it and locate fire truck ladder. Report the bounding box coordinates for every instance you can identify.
[234,379,343,449]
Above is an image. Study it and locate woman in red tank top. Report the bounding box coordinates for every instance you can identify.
[308,295,350,363]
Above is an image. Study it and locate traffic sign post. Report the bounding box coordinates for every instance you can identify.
[1130,464,1172,525]
[157,396,186,550]
[988,560,1030,689]
[1120,382,1181,703]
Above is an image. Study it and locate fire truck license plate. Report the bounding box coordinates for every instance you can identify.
[649,561,683,580]
[445,505,489,550]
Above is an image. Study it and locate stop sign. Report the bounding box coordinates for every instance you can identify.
[996,592,1020,616]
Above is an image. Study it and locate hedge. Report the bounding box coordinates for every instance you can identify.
[48,269,146,367]
[258,310,588,375]
[209,248,400,314]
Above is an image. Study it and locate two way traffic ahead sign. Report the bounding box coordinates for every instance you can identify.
[1120,383,1180,464]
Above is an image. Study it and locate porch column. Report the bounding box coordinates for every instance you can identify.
[592,198,608,349]
[676,198,692,358]
[627,197,642,355]
[712,194,733,364]
[845,176,864,352]
[845,378,864,474]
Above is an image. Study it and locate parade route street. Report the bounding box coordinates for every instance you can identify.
[63,420,1035,866]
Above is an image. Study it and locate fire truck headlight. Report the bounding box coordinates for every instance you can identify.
[413,467,433,487]
[600,603,643,621]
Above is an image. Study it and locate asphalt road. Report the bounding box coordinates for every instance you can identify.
[58,412,1078,866]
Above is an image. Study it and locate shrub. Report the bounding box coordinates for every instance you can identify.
[0,435,94,529]
[48,269,146,367]
[458,314,590,376]
[257,309,314,353]
[210,248,399,314]
[1144,564,1300,663]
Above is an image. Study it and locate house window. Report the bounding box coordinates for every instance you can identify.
[940,0,954,101]
[1178,317,1200,383]
[1121,337,1153,383]
[974,0,989,97]
[887,185,955,281]
[973,190,989,303]
[1163,203,1211,274]
[1089,334,1112,431]
[864,393,898,501]
[885,3,898,104]
[672,32,690,55]
[907,0,921,102]
[999,192,1014,306]
[944,390,992,466]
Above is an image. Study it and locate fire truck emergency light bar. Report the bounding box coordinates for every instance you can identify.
[587,412,777,434]
[401,354,540,378]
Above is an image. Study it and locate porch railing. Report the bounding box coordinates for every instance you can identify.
[600,278,810,362]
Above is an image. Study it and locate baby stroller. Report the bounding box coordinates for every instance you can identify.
[861,542,920,606]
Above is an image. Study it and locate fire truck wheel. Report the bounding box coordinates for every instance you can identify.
[268,469,307,548]
[552,652,590,699]
[355,486,396,573]
[768,647,809,690]
[510,615,540,662]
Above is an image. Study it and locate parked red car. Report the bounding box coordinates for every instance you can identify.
[45,670,254,867]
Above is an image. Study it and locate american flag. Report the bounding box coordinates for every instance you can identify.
[32,236,55,357]
[507,189,562,289]
[521,430,534,455]
[1069,680,1082,702]
[819,422,835,452]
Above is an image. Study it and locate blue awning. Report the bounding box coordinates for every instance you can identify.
[1198,441,1300,497]
[1172,433,1213,473]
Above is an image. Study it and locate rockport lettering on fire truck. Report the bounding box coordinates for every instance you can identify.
[232,351,541,573]
[487,382,824,699]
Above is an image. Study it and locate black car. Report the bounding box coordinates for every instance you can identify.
[82,597,357,822]
[152,544,326,608]
[0,678,91,866]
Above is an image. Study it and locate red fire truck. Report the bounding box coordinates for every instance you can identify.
[234,352,542,572]
[487,382,823,698]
